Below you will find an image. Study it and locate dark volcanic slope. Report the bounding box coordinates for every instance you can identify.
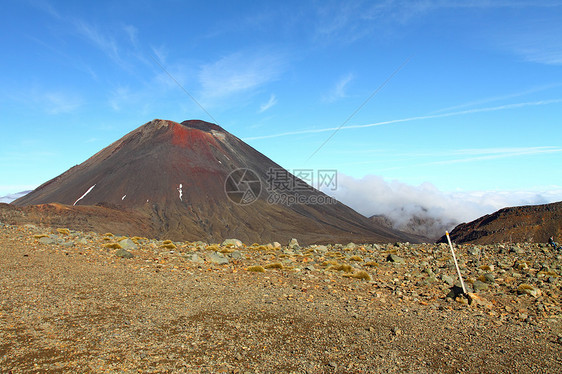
[13,119,417,244]
[439,201,562,244]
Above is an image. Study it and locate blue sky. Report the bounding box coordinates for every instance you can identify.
[1,0,562,222]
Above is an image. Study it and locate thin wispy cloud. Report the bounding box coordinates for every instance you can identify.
[323,73,354,103]
[123,24,139,47]
[244,98,562,141]
[29,0,62,19]
[74,20,122,64]
[42,91,82,114]
[321,146,562,171]
[508,35,562,65]
[431,84,562,114]
[4,88,83,115]
[198,51,285,104]
[426,146,562,166]
[259,94,278,113]
[311,1,562,47]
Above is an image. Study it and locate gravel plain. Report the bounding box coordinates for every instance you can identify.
[1,223,561,373]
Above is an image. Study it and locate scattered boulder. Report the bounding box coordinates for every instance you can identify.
[288,238,300,250]
[38,236,58,245]
[467,292,492,308]
[222,239,243,248]
[467,247,480,256]
[77,238,89,245]
[517,283,541,297]
[119,238,138,250]
[472,280,489,292]
[208,251,229,265]
[441,274,455,286]
[115,248,134,259]
[387,254,405,264]
[229,250,243,260]
[187,253,205,264]
[480,273,495,284]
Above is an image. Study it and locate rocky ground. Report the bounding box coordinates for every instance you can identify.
[0,222,561,373]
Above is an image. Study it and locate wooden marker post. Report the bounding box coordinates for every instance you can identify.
[446,231,467,295]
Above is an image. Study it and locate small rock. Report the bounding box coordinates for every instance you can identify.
[467,247,480,256]
[482,273,495,284]
[229,250,243,260]
[38,236,57,245]
[510,246,525,254]
[387,254,405,264]
[473,280,489,291]
[517,283,541,297]
[187,253,205,264]
[222,238,243,248]
[418,276,437,286]
[467,292,493,308]
[115,249,134,259]
[119,238,138,250]
[288,238,300,250]
[208,251,229,265]
[442,274,455,286]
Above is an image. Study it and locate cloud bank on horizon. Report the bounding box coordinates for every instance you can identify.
[326,174,562,228]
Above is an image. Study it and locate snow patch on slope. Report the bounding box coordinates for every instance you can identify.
[73,184,96,206]
[177,184,183,201]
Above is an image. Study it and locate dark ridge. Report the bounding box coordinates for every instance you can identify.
[437,201,562,244]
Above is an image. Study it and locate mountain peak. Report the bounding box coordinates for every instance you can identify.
[13,118,419,244]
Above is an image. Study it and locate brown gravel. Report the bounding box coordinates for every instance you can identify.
[0,223,561,373]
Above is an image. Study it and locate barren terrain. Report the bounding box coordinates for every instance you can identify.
[1,222,561,373]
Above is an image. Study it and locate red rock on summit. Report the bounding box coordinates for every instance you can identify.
[11,119,420,244]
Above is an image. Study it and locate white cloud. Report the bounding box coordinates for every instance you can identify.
[108,86,131,111]
[508,37,562,65]
[42,91,82,114]
[123,24,139,47]
[426,146,562,166]
[431,84,562,114]
[8,89,83,115]
[323,73,354,103]
[151,45,169,65]
[199,51,285,103]
[75,20,122,64]
[310,1,562,47]
[0,186,36,200]
[324,173,562,238]
[259,94,278,113]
